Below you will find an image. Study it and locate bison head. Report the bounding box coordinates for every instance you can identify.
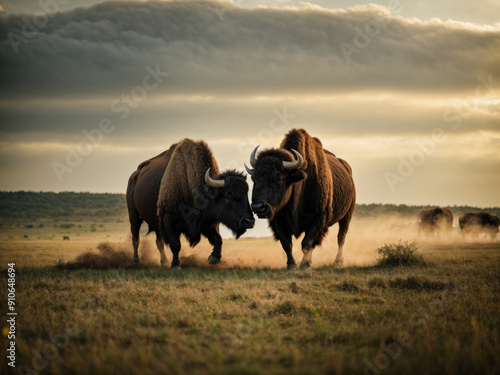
[204,169,255,238]
[245,146,306,220]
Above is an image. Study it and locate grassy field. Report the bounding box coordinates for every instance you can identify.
[1,222,499,375]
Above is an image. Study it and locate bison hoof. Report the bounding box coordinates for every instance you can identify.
[334,258,344,267]
[300,261,312,269]
[287,263,297,270]
[208,255,221,265]
[171,265,181,270]
[133,258,140,264]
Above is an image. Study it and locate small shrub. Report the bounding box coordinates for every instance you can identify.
[376,241,426,267]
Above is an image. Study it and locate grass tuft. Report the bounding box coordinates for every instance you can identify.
[337,280,360,292]
[368,277,387,288]
[289,282,299,294]
[269,301,296,316]
[389,276,450,291]
[376,241,426,267]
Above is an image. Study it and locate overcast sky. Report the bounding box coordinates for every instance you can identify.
[0,0,499,212]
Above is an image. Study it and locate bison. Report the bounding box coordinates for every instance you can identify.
[245,129,356,268]
[418,207,453,237]
[127,139,255,268]
[459,212,499,240]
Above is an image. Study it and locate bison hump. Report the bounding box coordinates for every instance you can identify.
[157,139,220,217]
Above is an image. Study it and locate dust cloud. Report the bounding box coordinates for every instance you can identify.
[62,215,492,270]
[61,240,159,270]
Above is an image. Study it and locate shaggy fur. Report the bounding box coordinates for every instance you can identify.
[459,212,500,240]
[418,207,453,236]
[251,128,356,267]
[127,139,253,268]
[157,140,219,226]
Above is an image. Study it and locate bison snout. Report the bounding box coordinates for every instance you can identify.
[251,201,271,218]
[239,217,255,229]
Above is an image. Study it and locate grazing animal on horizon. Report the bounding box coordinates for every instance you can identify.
[126,139,255,268]
[418,207,453,237]
[245,128,356,268]
[459,212,499,241]
[63,236,70,241]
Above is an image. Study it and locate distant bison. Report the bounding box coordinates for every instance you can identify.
[418,207,453,237]
[127,139,255,268]
[63,236,70,241]
[245,129,355,268]
[459,212,499,240]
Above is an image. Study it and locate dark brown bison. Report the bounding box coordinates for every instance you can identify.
[127,139,255,268]
[459,212,499,240]
[418,207,453,236]
[245,129,356,268]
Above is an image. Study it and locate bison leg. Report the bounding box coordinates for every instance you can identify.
[155,233,168,266]
[335,214,351,266]
[279,237,297,269]
[168,234,182,269]
[203,225,223,265]
[300,227,320,268]
[129,210,142,264]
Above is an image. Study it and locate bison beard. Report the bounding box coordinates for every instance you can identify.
[247,129,356,268]
[127,139,254,269]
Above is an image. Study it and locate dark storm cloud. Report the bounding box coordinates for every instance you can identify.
[0,1,499,100]
[0,95,498,137]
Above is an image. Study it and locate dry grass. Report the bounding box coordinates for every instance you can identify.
[0,226,499,375]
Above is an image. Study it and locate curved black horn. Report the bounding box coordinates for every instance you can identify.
[205,168,225,188]
[250,146,259,168]
[244,164,254,175]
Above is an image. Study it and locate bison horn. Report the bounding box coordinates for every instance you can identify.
[244,164,254,175]
[249,145,259,168]
[205,168,225,188]
[282,149,304,170]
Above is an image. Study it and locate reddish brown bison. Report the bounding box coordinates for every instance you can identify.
[245,129,356,268]
[459,212,499,240]
[418,207,453,237]
[127,139,255,268]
